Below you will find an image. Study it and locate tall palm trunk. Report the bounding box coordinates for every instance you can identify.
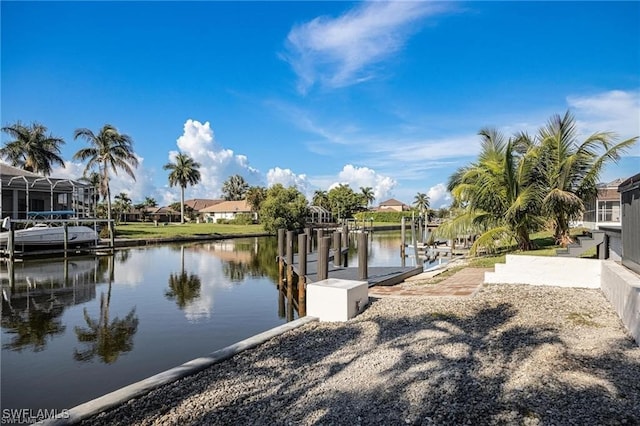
[555,216,571,247]
[516,226,534,251]
[103,163,113,235]
[180,185,185,224]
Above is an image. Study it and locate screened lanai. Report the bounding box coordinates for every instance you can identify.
[0,164,94,219]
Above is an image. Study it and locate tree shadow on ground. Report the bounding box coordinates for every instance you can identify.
[83,296,640,426]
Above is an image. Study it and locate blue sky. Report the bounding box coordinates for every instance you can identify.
[2,1,639,208]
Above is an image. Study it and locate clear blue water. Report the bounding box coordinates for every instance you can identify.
[1,231,411,412]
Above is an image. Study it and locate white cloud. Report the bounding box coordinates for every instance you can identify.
[52,156,161,206]
[167,119,261,204]
[283,1,446,93]
[329,164,396,202]
[568,90,640,156]
[266,167,311,196]
[377,134,481,163]
[427,183,451,208]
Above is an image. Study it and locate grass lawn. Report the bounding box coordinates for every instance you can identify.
[113,222,267,239]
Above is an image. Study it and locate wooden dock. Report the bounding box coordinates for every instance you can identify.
[277,228,423,289]
[290,251,423,287]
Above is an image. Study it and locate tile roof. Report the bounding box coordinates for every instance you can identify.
[199,200,251,213]
[184,199,224,211]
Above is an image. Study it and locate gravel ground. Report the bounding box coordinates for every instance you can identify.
[83,284,640,426]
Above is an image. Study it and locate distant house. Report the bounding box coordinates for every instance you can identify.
[144,206,181,223]
[199,200,255,223]
[582,178,624,229]
[184,198,223,213]
[1,163,93,219]
[376,198,411,212]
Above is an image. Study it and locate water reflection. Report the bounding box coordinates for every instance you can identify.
[1,257,107,352]
[165,247,202,309]
[2,297,66,352]
[74,257,139,364]
[191,238,279,282]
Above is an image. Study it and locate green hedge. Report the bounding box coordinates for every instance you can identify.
[353,211,416,223]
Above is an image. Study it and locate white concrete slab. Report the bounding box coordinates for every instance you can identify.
[484,255,601,288]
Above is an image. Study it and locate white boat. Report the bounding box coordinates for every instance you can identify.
[0,211,99,249]
[0,224,99,247]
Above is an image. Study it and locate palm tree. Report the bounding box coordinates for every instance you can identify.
[222,174,248,201]
[143,196,157,207]
[442,128,544,253]
[79,171,104,217]
[245,186,267,222]
[1,121,65,175]
[312,190,330,210]
[413,192,430,215]
[73,125,138,230]
[113,192,132,223]
[163,153,201,224]
[360,186,375,208]
[536,111,638,246]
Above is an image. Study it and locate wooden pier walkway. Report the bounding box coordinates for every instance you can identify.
[290,250,423,287]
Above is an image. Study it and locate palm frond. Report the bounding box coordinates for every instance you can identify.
[470,225,512,256]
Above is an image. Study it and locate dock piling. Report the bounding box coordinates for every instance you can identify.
[318,236,330,280]
[358,232,368,280]
[7,225,15,262]
[277,229,285,288]
[63,224,69,258]
[411,219,419,262]
[286,230,295,287]
[400,217,406,265]
[333,231,342,267]
[297,233,307,317]
[305,227,312,253]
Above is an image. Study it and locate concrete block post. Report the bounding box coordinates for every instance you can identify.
[307,279,368,322]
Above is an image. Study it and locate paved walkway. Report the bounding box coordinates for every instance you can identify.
[368,267,491,298]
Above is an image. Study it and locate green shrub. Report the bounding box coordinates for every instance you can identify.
[230,213,253,225]
[354,211,415,223]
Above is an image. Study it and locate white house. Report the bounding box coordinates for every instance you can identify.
[199,200,255,223]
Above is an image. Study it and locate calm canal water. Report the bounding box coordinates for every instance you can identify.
[1,231,411,412]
